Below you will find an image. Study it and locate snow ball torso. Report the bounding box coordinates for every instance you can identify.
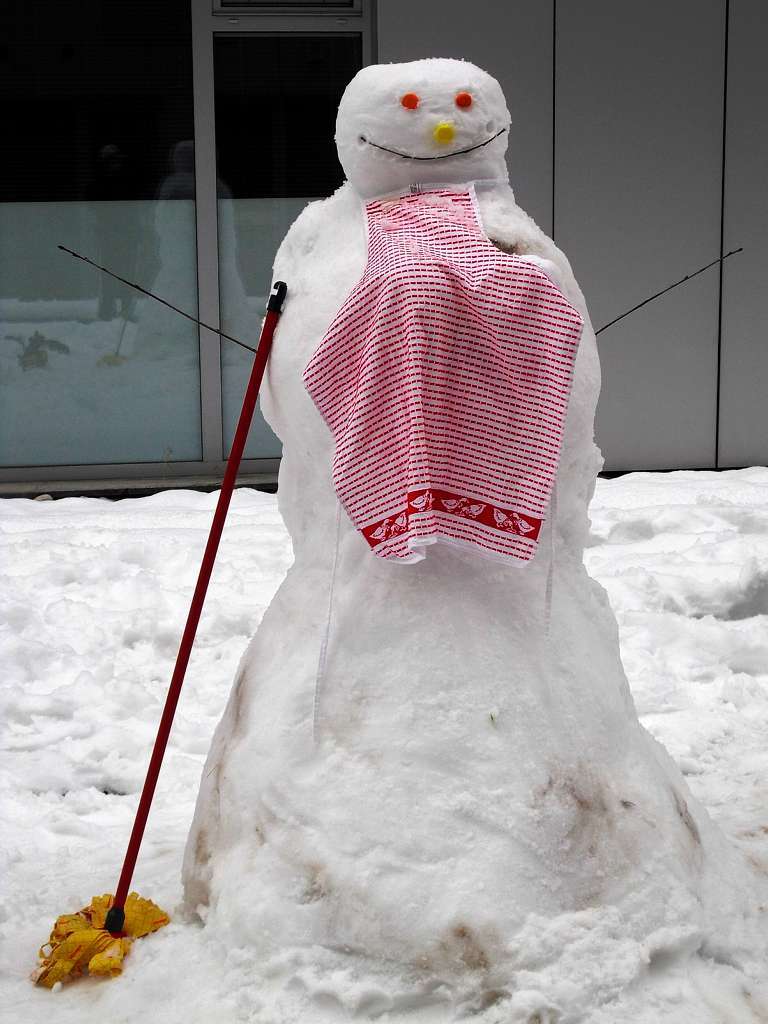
[302,183,584,565]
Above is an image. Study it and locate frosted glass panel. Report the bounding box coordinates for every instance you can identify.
[0,198,201,466]
[218,197,309,458]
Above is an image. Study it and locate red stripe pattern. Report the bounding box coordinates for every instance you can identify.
[303,187,584,564]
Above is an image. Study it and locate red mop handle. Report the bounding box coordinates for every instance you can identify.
[105,281,288,934]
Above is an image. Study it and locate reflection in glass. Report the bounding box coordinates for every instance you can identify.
[0,1,200,468]
[0,197,200,467]
[218,196,309,457]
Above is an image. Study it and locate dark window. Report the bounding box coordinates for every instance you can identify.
[0,0,194,203]
[213,34,361,199]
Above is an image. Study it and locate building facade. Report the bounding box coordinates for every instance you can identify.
[1,0,765,492]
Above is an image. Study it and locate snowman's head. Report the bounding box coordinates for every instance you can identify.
[335,58,511,199]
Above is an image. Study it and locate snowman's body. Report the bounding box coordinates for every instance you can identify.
[183,60,766,1016]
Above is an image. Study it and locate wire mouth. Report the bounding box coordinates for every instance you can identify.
[358,127,507,161]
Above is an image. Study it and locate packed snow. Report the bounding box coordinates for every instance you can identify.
[1,470,768,1022]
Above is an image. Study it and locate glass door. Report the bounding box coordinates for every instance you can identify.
[212,31,362,458]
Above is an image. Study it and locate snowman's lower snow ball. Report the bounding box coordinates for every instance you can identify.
[183,58,768,1021]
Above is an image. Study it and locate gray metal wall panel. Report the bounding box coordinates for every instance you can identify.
[376,0,554,234]
[555,0,725,470]
[719,0,768,468]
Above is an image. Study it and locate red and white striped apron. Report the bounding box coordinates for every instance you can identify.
[303,184,584,565]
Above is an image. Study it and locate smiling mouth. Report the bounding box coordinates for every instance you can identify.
[359,127,507,161]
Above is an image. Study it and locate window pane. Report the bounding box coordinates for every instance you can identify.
[214,33,362,458]
[0,1,201,468]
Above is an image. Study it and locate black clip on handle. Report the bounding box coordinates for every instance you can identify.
[267,281,288,313]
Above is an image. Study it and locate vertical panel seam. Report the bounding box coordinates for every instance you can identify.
[369,0,378,63]
[716,0,730,469]
[552,0,557,241]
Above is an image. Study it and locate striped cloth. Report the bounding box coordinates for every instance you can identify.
[303,185,584,564]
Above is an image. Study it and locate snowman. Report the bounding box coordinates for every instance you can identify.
[183,59,767,1019]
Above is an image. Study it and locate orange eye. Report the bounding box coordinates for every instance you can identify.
[400,92,419,109]
[455,91,473,109]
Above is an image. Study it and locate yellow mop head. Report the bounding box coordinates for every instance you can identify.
[33,892,169,988]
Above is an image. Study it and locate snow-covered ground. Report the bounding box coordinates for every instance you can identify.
[1,467,767,1023]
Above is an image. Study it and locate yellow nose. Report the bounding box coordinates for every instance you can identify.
[432,121,455,145]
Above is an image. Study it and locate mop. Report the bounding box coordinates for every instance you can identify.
[32,251,286,986]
